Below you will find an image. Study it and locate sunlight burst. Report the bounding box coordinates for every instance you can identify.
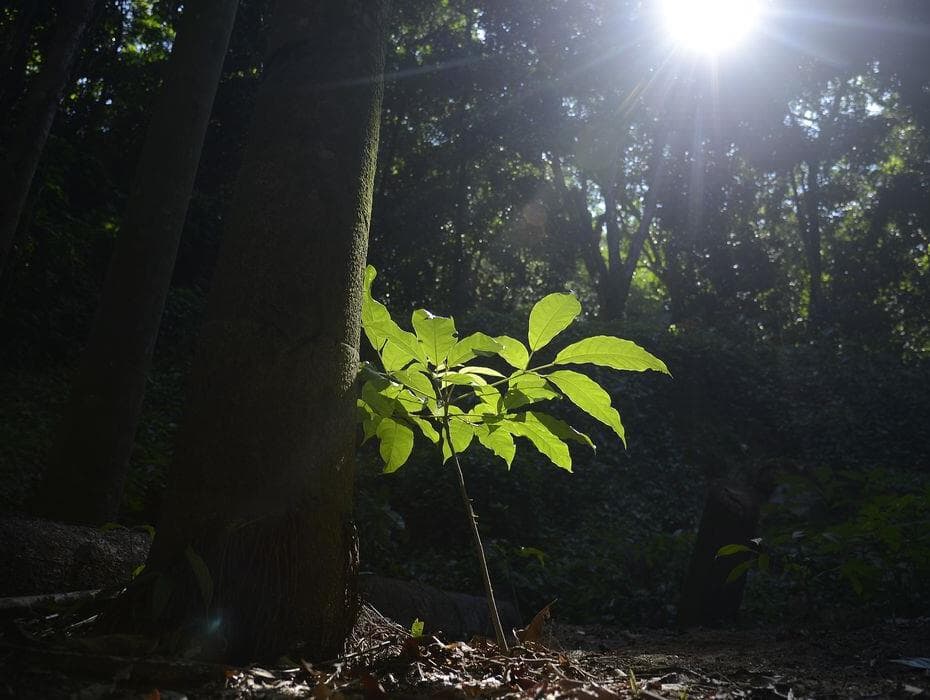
[663,0,762,54]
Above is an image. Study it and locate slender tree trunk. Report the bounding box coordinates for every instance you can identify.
[33,0,241,525]
[803,159,824,325]
[124,0,389,662]
[0,0,96,276]
[549,155,607,307]
[614,175,660,316]
[600,185,624,321]
[600,139,663,321]
[791,163,824,327]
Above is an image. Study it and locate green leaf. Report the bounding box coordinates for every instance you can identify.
[716,544,754,557]
[361,266,393,349]
[447,332,502,367]
[553,336,670,374]
[361,267,425,368]
[361,379,396,418]
[393,369,436,400]
[472,384,503,411]
[377,417,415,473]
[440,371,487,387]
[475,424,516,468]
[184,546,213,610]
[546,370,626,445]
[517,546,547,566]
[381,337,421,371]
[500,412,572,471]
[504,373,560,410]
[410,618,425,637]
[528,411,594,449]
[527,293,581,352]
[411,309,457,366]
[458,365,506,378]
[725,559,754,584]
[357,399,381,443]
[494,335,530,370]
[441,409,474,462]
[410,415,440,443]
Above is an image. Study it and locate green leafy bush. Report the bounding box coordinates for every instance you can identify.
[721,466,930,620]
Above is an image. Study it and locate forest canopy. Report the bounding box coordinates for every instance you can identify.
[1,0,929,673]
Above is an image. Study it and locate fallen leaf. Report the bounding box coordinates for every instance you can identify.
[515,600,556,644]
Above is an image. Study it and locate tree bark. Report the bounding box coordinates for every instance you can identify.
[122,0,389,663]
[0,0,96,276]
[33,0,240,525]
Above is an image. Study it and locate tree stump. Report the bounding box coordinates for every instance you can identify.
[677,480,762,627]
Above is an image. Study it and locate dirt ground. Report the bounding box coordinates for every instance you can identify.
[2,608,928,698]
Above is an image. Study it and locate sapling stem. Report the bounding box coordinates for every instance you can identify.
[441,403,509,652]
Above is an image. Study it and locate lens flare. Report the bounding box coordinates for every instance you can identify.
[663,0,762,54]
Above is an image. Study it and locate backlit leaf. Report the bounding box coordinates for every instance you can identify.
[377,417,414,473]
[499,412,572,470]
[504,373,560,410]
[362,379,396,418]
[553,336,669,374]
[410,416,440,443]
[458,365,506,378]
[475,424,516,467]
[546,370,625,445]
[362,266,426,366]
[441,408,474,462]
[411,309,457,366]
[528,410,594,449]
[527,293,581,352]
[494,335,530,370]
[393,369,435,400]
[447,332,501,367]
[441,371,487,387]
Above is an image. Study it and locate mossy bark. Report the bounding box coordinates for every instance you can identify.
[129,0,389,662]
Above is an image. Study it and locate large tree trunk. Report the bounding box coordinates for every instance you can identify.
[32,0,240,525]
[119,0,389,663]
[0,0,96,276]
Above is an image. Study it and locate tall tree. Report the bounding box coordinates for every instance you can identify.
[125,0,389,662]
[33,0,241,525]
[0,0,96,276]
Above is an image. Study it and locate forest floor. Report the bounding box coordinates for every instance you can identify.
[1,604,928,699]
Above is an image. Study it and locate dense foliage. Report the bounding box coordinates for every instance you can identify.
[1,0,928,626]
